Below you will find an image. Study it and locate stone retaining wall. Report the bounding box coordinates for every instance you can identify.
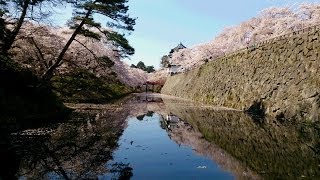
[162,26,320,121]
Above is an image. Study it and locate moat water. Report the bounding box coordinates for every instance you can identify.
[1,93,319,179]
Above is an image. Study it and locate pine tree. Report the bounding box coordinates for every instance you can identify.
[145,65,155,73]
[160,55,170,68]
[136,61,146,70]
[42,0,136,81]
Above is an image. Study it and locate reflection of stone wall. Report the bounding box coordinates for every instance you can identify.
[163,100,320,179]
[162,26,320,121]
[167,119,260,180]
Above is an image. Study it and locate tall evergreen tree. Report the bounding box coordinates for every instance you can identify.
[136,61,146,70]
[160,55,170,68]
[145,65,155,73]
[42,0,136,81]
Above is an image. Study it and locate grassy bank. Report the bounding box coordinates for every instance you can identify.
[0,55,134,127]
[51,69,133,104]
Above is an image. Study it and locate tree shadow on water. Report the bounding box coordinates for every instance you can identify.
[136,111,154,121]
[109,163,133,180]
[0,109,129,180]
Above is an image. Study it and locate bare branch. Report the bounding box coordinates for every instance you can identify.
[28,36,48,68]
[74,38,98,59]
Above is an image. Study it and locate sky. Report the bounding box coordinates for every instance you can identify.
[54,0,319,69]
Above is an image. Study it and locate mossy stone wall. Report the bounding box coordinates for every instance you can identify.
[162,26,320,121]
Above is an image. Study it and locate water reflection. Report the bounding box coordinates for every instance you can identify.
[159,113,259,179]
[1,93,319,179]
[104,111,235,179]
[0,104,132,179]
[163,98,320,179]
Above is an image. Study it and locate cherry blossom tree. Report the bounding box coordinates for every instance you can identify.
[168,3,320,72]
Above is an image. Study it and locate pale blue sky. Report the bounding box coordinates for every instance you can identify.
[125,0,319,68]
[54,0,319,68]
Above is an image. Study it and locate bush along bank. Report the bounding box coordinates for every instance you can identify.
[0,56,71,127]
[162,26,320,122]
[51,69,133,104]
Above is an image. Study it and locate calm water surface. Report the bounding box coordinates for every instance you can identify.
[103,113,234,180]
[1,93,319,179]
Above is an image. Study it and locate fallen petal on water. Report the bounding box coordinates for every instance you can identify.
[197,166,207,169]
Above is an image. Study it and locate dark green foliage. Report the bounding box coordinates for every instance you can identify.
[136,61,146,70]
[161,55,170,68]
[0,0,135,129]
[98,56,115,68]
[51,69,132,103]
[145,65,155,73]
[42,0,136,81]
[131,61,155,73]
[0,55,69,124]
[66,0,135,58]
[105,31,135,57]
[0,0,74,123]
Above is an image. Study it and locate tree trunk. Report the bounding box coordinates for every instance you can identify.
[2,0,30,54]
[41,9,92,82]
